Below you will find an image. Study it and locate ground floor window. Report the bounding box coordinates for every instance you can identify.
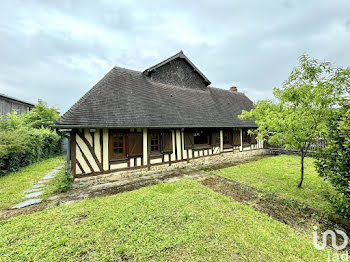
[110,130,143,159]
[242,130,250,145]
[193,130,210,146]
[223,130,233,145]
[110,131,126,159]
[150,132,160,153]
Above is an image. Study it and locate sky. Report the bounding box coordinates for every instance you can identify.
[1,0,350,113]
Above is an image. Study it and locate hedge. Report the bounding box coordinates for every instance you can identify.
[0,128,61,176]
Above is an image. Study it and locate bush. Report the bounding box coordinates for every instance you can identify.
[315,105,350,219]
[0,102,62,176]
[0,128,61,176]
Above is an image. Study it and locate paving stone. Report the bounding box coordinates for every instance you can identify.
[32,184,44,189]
[24,188,40,193]
[12,198,43,209]
[23,191,44,199]
[38,180,50,184]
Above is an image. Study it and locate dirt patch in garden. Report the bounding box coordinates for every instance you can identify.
[200,175,350,237]
[0,202,50,221]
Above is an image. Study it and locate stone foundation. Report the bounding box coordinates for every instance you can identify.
[75,148,269,184]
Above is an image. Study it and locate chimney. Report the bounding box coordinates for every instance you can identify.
[229,86,238,92]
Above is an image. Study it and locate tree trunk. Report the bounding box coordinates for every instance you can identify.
[298,149,304,188]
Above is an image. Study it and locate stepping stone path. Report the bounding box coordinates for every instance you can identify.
[11,164,64,209]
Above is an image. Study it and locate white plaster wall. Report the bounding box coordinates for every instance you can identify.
[76,135,99,172]
[94,129,101,162]
[150,158,162,164]
[76,143,91,173]
[110,162,128,169]
[84,128,93,145]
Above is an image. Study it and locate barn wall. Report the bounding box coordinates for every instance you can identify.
[0,98,33,117]
[71,127,263,177]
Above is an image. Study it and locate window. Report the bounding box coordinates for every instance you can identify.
[110,132,126,159]
[223,131,233,145]
[242,130,250,145]
[193,131,210,145]
[150,132,160,153]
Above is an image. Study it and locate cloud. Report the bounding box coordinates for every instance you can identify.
[0,0,349,112]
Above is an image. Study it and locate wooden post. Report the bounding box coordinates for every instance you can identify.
[220,130,223,153]
[240,128,243,152]
[147,131,151,171]
[143,128,148,167]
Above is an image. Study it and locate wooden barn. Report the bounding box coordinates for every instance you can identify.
[55,51,262,178]
[0,94,34,117]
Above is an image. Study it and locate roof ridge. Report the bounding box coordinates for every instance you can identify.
[113,66,142,74]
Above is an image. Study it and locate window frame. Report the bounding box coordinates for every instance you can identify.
[223,130,233,146]
[193,130,210,148]
[150,131,161,154]
[242,129,250,145]
[109,130,127,160]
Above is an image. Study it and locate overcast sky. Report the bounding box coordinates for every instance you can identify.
[1,0,349,113]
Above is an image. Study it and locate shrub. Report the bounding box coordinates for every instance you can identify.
[315,106,350,218]
[0,102,62,176]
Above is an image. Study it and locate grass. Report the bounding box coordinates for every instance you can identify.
[44,166,72,197]
[218,155,336,213]
[0,179,328,261]
[0,156,65,209]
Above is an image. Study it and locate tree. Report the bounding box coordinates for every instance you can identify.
[240,54,348,187]
[23,100,59,129]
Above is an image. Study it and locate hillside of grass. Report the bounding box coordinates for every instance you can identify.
[218,155,336,213]
[0,156,64,209]
[0,179,328,261]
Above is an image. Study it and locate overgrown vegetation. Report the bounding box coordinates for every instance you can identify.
[240,54,350,188]
[218,155,337,214]
[316,103,350,219]
[0,101,61,175]
[0,179,328,261]
[0,156,64,209]
[44,167,73,196]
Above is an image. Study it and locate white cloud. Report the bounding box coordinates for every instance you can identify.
[0,0,349,112]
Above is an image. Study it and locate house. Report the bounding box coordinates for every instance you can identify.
[0,94,34,117]
[55,51,262,178]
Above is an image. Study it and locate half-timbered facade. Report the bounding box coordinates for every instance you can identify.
[55,51,262,178]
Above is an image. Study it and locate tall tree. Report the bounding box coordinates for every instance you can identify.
[240,54,349,187]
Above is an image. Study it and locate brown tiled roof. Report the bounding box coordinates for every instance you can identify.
[55,67,257,128]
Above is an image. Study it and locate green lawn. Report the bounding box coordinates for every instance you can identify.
[0,179,327,261]
[218,155,336,213]
[0,156,65,209]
